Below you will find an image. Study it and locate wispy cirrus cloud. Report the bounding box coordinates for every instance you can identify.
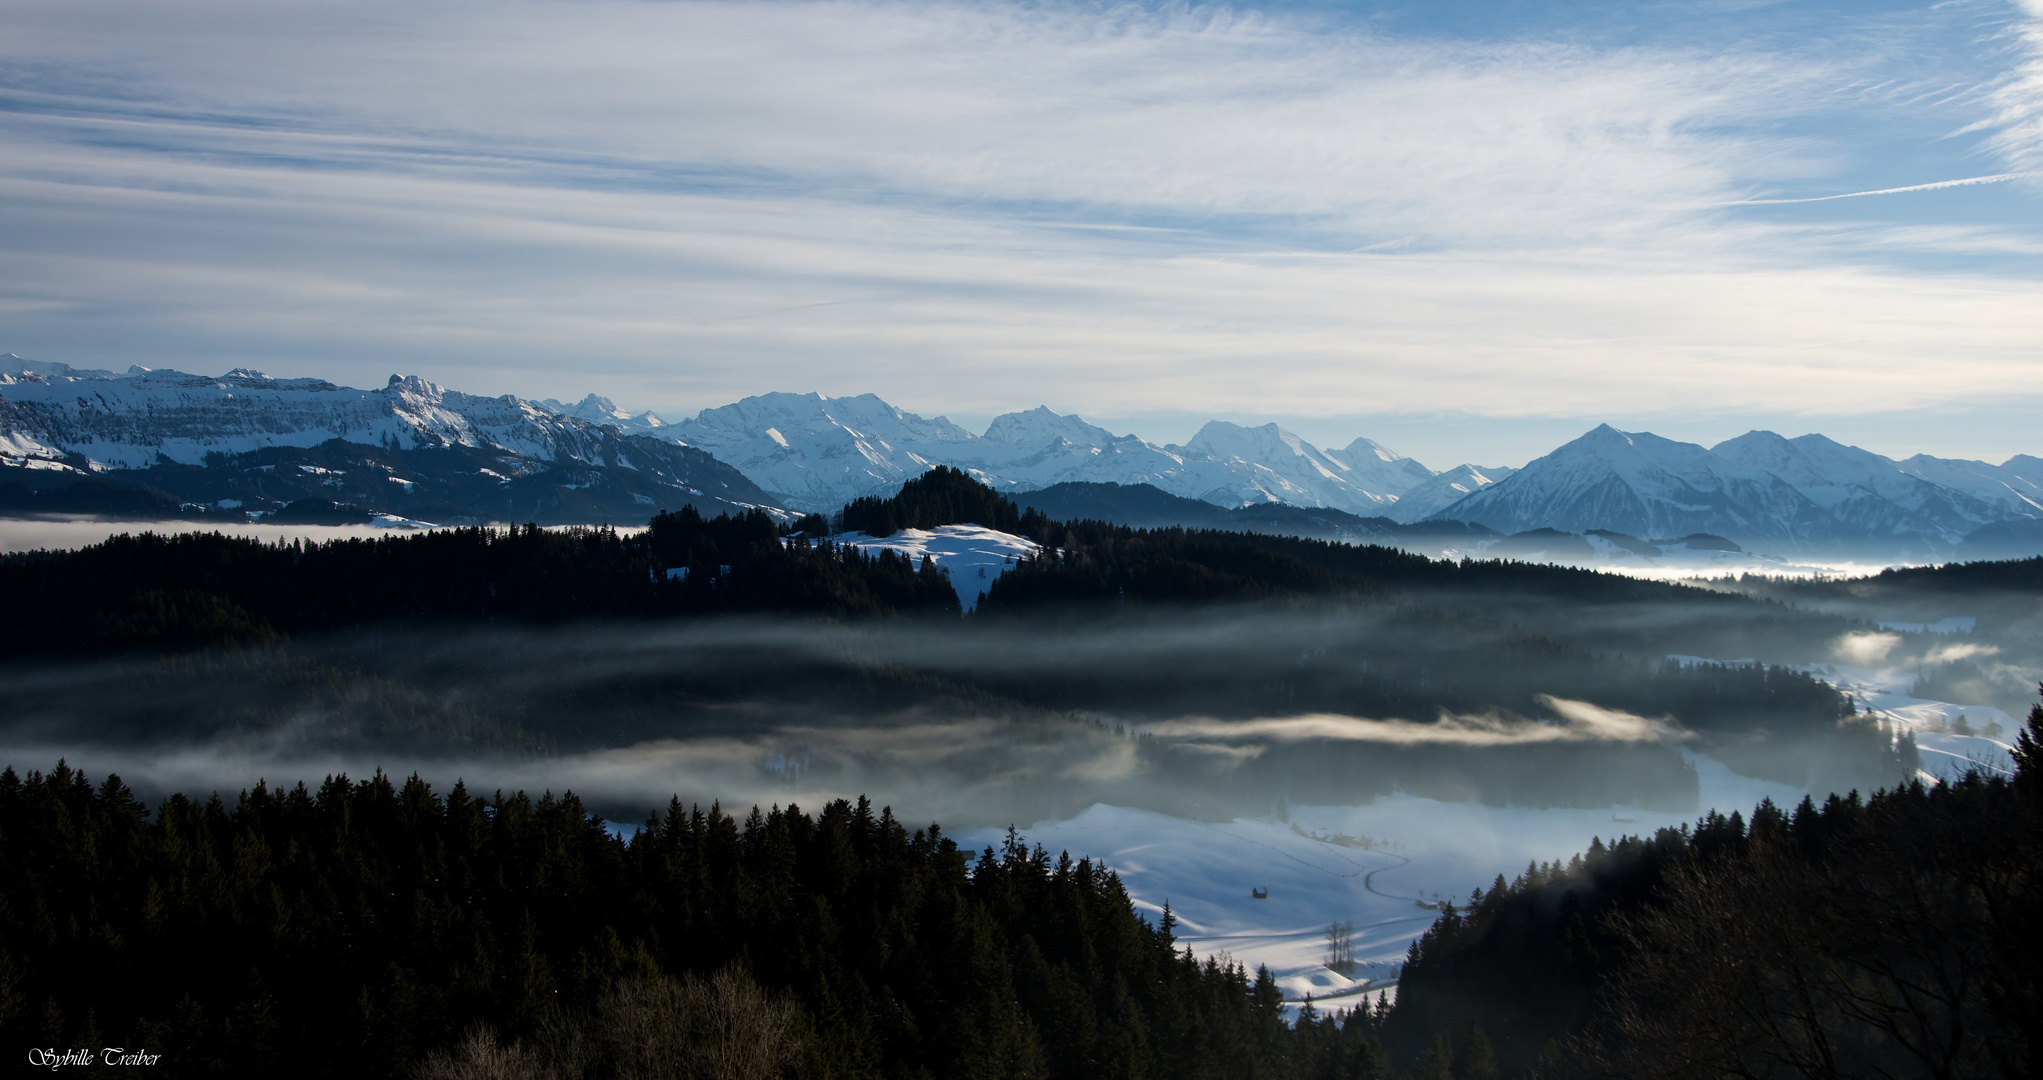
[0,0,2040,461]
[1986,0,2043,175]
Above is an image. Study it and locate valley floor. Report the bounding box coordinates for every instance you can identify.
[957,752,1804,1016]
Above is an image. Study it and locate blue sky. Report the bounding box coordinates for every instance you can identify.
[2,0,2040,468]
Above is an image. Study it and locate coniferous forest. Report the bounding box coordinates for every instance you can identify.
[1,469,2035,1076]
[3,697,2037,1078]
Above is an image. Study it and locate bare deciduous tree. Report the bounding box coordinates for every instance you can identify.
[1571,792,2024,1080]
[413,969,806,1080]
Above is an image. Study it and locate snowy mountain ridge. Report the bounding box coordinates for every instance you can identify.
[0,359,1502,519]
[0,357,784,523]
[667,391,1483,518]
[5,356,2037,554]
[1,359,630,469]
[1437,425,2041,553]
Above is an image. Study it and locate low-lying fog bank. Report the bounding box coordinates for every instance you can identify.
[0,599,1915,826]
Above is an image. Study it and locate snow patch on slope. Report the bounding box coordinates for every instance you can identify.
[829,525,1040,610]
[1799,660,2018,781]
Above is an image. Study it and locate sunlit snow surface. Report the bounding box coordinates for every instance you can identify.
[825,526,1040,610]
[958,755,1803,1013]
[1496,546,1921,581]
[0,516,437,554]
[1801,661,2018,781]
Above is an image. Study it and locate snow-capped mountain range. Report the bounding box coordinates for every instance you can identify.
[1445,425,2040,555]
[0,359,1499,520]
[1,359,625,467]
[0,358,779,523]
[665,392,1475,520]
[3,355,2038,554]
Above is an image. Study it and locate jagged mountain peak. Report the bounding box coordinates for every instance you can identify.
[1896,453,2043,517]
[386,373,445,396]
[1389,462,1516,523]
[1708,430,2007,544]
[666,394,1433,514]
[1437,423,2040,552]
[1438,425,1839,548]
[1185,420,1337,470]
[981,406,1118,447]
[538,392,663,429]
[2,363,625,469]
[1713,430,1910,493]
[684,391,975,445]
[1712,428,1789,450]
[1175,420,1423,511]
[671,392,978,509]
[1337,437,1407,465]
[0,359,784,523]
[1544,425,1778,486]
[1328,436,1434,497]
[1187,418,1288,444]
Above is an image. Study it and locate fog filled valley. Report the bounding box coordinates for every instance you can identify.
[0,604,1917,822]
[1,470,2038,1078]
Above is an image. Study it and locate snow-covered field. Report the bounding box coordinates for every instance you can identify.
[1461,541,1927,581]
[0,515,434,554]
[827,526,1040,610]
[957,754,1803,1013]
[1803,660,2019,781]
[1590,556,1921,581]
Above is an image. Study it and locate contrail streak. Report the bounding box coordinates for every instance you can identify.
[1728,172,2033,205]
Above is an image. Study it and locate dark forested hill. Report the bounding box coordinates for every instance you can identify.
[1382,691,2043,1079]
[841,465,1052,537]
[1,471,1874,658]
[0,509,959,657]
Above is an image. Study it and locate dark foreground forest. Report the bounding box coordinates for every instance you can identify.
[2,690,2037,1079]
